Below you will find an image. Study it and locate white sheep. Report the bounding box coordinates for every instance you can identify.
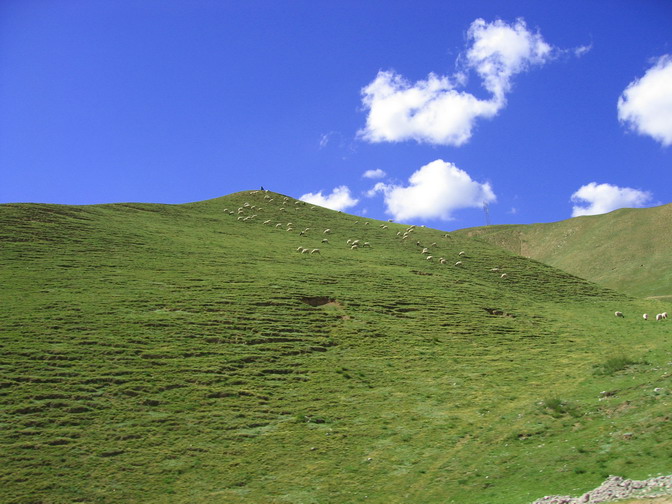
[426,256,433,261]
[656,313,664,321]
[275,223,282,228]
[363,242,371,247]
[421,248,430,254]
[351,244,359,250]
[615,311,624,318]
[490,268,500,272]
[500,273,508,279]
[311,249,321,254]
[455,261,463,266]
[296,246,305,252]
[301,248,310,254]
[439,258,447,264]
[324,229,331,234]
[643,313,649,320]
[263,219,271,224]
[458,251,466,256]
[322,238,329,243]
[663,312,668,319]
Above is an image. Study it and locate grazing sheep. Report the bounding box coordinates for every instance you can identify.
[352,240,360,246]
[643,313,649,320]
[301,248,310,254]
[455,261,463,266]
[490,268,500,272]
[363,242,371,247]
[311,249,320,254]
[439,258,447,264]
[656,313,664,321]
[615,311,624,318]
[663,312,668,319]
[346,239,352,245]
[426,256,433,261]
[322,238,329,243]
[351,244,359,250]
[500,273,508,279]
[421,248,430,254]
[430,242,437,247]
[324,229,331,234]
[458,251,465,256]
[296,246,305,252]
[263,219,271,224]
[275,223,282,228]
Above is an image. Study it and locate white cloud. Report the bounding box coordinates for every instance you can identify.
[465,18,552,100]
[618,55,672,147]
[370,159,496,221]
[570,182,652,217]
[358,18,555,146]
[362,168,387,179]
[300,185,359,211]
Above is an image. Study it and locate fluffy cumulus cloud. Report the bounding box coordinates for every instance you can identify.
[618,55,672,146]
[570,182,652,217]
[300,185,359,211]
[362,168,387,179]
[358,18,554,146]
[370,159,496,221]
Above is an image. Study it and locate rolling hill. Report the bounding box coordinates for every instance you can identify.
[1,191,671,504]
[453,203,672,299]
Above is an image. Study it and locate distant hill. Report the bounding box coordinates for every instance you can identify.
[454,203,672,299]
[2,191,671,504]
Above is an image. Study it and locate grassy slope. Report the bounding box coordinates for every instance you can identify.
[453,204,672,299]
[1,191,671,504]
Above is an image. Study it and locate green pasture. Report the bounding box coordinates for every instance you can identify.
[454,203,672,299]
[1,191,671,503]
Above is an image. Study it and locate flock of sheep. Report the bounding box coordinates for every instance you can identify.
[615,311,668,321]
[226,190,511,281]
[229,191,670,319]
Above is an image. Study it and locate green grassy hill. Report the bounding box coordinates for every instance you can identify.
[453,204,672,299]
[2,191,671,504]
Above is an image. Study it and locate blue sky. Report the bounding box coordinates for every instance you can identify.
[1,0,671,230]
